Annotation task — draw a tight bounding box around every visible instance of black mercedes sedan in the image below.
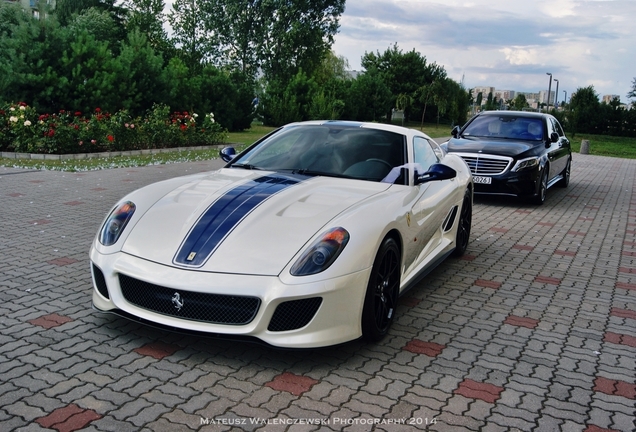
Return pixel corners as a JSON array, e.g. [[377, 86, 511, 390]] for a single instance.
[[443, 111, 571, 204]]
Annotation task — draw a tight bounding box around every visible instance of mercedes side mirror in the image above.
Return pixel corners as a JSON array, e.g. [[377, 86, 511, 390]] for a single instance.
[[451, 125, 461, 138]]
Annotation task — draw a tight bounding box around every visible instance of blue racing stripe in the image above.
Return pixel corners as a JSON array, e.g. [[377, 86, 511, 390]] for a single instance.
[[174, 174, 302, 266]]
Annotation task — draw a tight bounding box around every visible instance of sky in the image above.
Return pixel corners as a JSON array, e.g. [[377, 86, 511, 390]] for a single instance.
[[331, 0, 636, 103]]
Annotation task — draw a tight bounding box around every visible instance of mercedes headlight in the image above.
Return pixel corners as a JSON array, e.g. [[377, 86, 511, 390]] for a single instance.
[[511, 157, 539, 172]]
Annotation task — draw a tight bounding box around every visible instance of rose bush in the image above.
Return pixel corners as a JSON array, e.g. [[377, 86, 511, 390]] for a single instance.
[[0, 102, 227, 154]]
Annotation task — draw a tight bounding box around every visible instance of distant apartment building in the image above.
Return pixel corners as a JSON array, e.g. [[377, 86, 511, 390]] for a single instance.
[[539, 90, 555, 105], [5, 0, 55, 18], [472, 86, 495, 99], [495, 90, 515, 102], [602, 94, 620, 104]]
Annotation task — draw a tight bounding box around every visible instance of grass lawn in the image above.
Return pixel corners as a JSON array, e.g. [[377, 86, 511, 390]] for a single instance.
[[569, 133, 636, 159], [1, 122, 635, 172]]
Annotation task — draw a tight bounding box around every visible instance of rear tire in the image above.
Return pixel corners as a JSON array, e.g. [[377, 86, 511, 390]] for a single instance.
[[452, 188, 472, 257], [361, 237, 400, 342], [557, 158, 571, 188]]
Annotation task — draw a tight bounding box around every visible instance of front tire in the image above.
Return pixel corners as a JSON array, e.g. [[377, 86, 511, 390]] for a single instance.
[[532, 167, 548, 205], [452, 188, 472, 257], [361, 237, 400, 342]]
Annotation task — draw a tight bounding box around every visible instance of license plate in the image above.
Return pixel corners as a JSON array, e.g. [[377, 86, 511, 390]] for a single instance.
[[473, 176, 492, 184]]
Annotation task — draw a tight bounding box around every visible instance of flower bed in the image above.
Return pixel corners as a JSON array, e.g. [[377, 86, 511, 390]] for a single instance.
[[0, 102, 227, 154]]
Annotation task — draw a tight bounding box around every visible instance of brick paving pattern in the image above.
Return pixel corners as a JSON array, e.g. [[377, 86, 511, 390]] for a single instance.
[[1, 153, 635, 431]]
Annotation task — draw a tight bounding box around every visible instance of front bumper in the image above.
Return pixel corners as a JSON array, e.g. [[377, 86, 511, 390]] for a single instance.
[[473, 168, 541, 198], [90, 248, 371, 348]]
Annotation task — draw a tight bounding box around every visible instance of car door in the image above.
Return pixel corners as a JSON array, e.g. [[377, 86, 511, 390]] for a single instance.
[[403, 137, 457, 277], [546, 117, 569, 180]]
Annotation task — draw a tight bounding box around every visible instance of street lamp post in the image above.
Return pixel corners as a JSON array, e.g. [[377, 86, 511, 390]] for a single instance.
[[563, 90, 568, 106], [546, 73, 552, 112], [553, 79, 559, 109]]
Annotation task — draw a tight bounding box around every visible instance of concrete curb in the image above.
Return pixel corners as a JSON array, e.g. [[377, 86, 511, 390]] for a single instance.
[[0, 144, 229, 161]]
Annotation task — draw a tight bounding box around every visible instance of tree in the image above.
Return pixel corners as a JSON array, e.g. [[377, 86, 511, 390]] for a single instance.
[[198, 0, 344, 82], [308, 51, 350, 120], [256, 0, 345, 83], [343, 68, 392, 122], [124, 0, 171, 55], [362, 44, 445, 121], [512, 94, 529, 111], [168, 0, 216, 71], [628, 77, 636, 107], [569, 85, 601, 135]]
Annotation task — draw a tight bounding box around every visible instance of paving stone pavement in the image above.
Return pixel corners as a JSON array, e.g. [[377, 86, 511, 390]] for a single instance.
[[0, 153, 635, 432]]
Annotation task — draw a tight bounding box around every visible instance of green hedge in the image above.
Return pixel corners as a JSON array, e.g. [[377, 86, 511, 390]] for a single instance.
[[0, 102, 227, 154]]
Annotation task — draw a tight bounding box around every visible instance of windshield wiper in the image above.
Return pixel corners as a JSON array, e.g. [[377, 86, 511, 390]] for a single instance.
[[231, 163, 262, 170], [292, 169, 349, 179]]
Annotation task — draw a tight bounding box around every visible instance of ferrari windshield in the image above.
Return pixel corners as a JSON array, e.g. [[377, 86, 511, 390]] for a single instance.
[[462, 116, 544, 141], [230, 124, 407, 183]]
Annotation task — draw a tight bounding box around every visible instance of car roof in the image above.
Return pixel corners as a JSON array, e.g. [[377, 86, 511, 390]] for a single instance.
[[476, 110, 550, 120], [284, 120, 432, 139]]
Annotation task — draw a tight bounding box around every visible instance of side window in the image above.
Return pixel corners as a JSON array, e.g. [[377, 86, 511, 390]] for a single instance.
[[551, 118, 564, 137], [413, 136, 440, 173]]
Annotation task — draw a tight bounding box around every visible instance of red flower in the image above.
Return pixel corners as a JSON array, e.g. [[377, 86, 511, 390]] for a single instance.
[[74, 111, 82, 116], [107, 135, 114, 142], [180, 124, 187, 131], [46, 129, 55, 137], [95, 107, 101, 113]]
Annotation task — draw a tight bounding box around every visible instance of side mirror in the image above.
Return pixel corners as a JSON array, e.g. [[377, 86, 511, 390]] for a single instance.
[[451, 125, 461, 138], [415, 164, 457, 185], [220, 146, 236, 163], [550, 132, 559, 143]]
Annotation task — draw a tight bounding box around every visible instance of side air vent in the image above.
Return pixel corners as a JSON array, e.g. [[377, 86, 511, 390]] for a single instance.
[[92, 264, 109, 299], [442, 206, 459, 232], [268, 298, 323, 332]]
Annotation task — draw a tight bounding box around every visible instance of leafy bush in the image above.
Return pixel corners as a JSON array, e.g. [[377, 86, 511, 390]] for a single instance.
[[0, 102, 226, 154]]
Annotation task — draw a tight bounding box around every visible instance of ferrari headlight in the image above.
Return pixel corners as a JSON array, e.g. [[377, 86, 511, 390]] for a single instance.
[[99, 201, 136, 246], [511, 157, 539, 172], [291, 227, 349, 276]]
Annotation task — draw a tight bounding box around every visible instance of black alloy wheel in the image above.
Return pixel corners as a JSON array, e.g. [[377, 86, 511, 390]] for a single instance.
[[361, 237, 400, 342], [532, 167, 548, 205], [452, 188, 472, 257]]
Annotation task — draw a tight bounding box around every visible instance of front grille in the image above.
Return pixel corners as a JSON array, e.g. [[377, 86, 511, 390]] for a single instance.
[[458, 154, 512, 175], [92, 264, 109, 299], [268, 298, 322, 332], [119, 274, 260, 325]]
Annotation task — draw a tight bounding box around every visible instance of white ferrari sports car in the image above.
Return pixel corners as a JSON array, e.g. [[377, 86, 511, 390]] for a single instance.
[[90, 121, 473, 348]]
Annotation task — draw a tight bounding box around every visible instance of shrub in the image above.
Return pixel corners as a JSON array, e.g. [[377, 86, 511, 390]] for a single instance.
[[0, 102, 226, 154]]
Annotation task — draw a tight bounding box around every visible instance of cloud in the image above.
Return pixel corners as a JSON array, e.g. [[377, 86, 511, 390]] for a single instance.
[[333, 0, 636, 98]]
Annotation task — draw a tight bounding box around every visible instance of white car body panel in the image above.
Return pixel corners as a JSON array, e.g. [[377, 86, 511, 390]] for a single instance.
[[90, 121, 473, 348]]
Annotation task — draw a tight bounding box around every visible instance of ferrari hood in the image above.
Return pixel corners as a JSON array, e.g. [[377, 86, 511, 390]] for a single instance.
[[121, 169, 389, 275], [447, 136, 539, 158]]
